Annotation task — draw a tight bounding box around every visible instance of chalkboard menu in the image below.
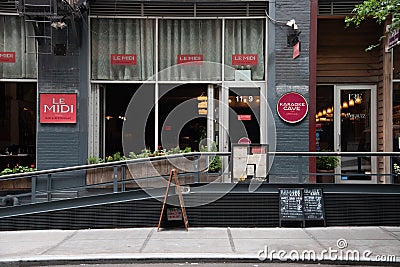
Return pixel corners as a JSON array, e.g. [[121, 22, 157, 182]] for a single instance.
[[303, 188, 325, 221], [279, 188, 326, 227], [279, 188, 304, 221]]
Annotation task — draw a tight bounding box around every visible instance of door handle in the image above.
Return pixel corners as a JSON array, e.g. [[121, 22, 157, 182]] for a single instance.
[[337, 132, 341, 151]]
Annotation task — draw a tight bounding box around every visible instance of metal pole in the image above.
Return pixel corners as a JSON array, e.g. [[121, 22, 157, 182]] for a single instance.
[[113, 166, 118, 193], [122, 164, 126, 192], [31, 175, 37, 203], [194, 155, 199, 183]]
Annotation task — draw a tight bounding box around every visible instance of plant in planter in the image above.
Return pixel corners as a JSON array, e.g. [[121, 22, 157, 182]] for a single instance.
[[316, 152, 339, 183], [394, 163, 400, 184], [200, 141, 222, 173], [316, 155, 339, 170], [394, 163, 400, 174], [0, 164, 36, 190]]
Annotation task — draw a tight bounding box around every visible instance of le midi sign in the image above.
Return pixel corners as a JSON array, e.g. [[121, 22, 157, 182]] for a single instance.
[[40, 94, 77, 123]]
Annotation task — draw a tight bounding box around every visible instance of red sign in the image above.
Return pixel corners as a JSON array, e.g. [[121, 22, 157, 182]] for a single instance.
[[232, 54, 258, 65], [293, 42, 300, 59], [0, 52, 16, 63], [277, 92, 308, 123], [177, 54, 203, 64], [238, 115, 252, 121], [238, 137, 251, 144], [252, 147, 266, 154], [40, 94, 77, 123], [111, 54, 137, 65]]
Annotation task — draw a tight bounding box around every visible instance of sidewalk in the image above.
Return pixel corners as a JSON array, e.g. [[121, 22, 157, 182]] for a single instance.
[[0, 226, 399, 265]]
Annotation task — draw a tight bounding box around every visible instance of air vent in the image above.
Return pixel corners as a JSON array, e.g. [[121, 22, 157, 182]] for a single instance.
[[89, 1, 269, 17], [144, 2, 194, 17], [0, 0, 18, 13], [89, 1, 142, 16], [318, 0, 363, 15]]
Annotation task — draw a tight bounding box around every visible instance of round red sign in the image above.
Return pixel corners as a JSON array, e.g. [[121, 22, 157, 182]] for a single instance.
[[277, 92, 308, 123]]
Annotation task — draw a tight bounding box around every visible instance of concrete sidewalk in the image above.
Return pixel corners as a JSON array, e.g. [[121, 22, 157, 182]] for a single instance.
[[0, 226, 399, 265]]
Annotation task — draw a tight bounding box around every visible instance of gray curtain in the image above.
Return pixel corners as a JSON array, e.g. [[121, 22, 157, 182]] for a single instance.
[[0, 16, 37, 79], [91, 19, 154, 81], [224, 19, 265, 81], [158, 19, 222, 81]]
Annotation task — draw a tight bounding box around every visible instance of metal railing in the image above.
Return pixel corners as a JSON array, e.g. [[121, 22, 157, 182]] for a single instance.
[[1, 151, 400, 208], [0, 152, 230, 207]]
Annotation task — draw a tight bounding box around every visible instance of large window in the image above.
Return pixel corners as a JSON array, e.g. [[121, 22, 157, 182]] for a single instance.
[[91, 19, 155, 81], [0, 83, 36, 169], [91, 17, 267, 157], [0, 16, 37, 79], [224, 19, 265, 81], [91, 18, 266, 82], [158, 19, 222, 81]]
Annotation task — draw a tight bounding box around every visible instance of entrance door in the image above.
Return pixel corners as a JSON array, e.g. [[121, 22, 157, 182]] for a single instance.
[[218, 82, 267, 151], [334, 85, 377, 183]]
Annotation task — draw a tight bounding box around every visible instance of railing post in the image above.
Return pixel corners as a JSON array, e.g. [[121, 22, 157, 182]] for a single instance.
[[194, 155, 199, 183], [113, 166, 118, 193], [121, 164, 126, 192], [47, 174, 52, 201], [31, 175, 37, 203]]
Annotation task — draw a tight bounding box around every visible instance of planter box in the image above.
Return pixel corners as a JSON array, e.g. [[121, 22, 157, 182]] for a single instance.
[[86, 156, 209, 189], [0, 177, 31, 190], [316, 170, 335, 183]]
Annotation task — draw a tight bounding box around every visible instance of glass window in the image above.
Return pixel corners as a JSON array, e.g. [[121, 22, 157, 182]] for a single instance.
[[393, 83, 400, 152], [91, 19, 155, 81], [158, 19, 222, 81], [0, 82, 36, 170], [224, 19, 265, 81], [0, 16, 36, 79], [393, 82, 400, 182], [394, 45, 400, 80], [316, 85, 334, 152]]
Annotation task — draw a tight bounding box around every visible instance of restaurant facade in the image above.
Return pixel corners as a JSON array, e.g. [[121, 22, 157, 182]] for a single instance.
[[0, 0, 399, 186]]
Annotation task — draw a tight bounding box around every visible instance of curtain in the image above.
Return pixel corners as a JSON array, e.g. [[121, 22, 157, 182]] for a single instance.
[[91, 18, 154, 81], [224, 19, 265, 81], [158, 19, 222, 81], [0, 16, 37, 79]]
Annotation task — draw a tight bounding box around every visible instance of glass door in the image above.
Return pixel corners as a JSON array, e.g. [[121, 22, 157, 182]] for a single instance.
[[334, 85, 377, 183]]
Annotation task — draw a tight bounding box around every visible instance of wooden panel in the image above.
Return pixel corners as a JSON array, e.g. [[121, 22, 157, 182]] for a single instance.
[[317, 18, 383, 84]]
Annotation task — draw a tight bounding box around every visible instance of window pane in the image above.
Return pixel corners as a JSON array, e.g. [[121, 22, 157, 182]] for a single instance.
[[224, 19, 265, 81], [158, 19, 222, 81], [394, 45, 400, 80], [393, 83, 400, 151], [91, 19, 155, 81], [0, 16, 36, 79]]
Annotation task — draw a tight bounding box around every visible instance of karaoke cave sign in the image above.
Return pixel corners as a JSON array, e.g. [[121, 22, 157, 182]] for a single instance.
[[277, 92, 308, 123], [40, 94, 77, 123]]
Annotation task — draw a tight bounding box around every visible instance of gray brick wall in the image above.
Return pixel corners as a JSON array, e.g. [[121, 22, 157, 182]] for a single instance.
[[268, 0, 310, 182], [36, 19, 88, 188]]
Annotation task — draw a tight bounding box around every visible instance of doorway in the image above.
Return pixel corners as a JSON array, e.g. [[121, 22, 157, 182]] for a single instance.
[[334, 85, 377, 183]]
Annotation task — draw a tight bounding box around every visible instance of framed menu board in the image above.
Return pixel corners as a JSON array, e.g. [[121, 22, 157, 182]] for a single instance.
[[279, 188, 326, 227]]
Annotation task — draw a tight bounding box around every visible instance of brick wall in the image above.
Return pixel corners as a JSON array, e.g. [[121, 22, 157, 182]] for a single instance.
[[268, 0, 310, 182], [36, 19, 88, 188]]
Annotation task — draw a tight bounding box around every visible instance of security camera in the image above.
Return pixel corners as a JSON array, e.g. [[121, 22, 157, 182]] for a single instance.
[[286, 19, 298, 30]]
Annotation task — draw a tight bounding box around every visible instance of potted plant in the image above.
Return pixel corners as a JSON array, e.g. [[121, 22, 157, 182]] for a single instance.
[[393, 163, 400, 184], [316, 152, 339, 183]]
